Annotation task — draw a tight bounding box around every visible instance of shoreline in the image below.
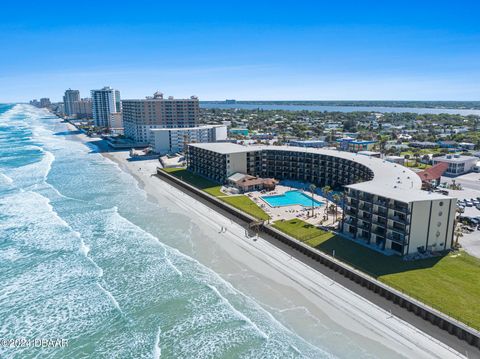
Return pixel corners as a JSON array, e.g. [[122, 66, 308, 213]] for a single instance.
[[64, 122, 467, 358]]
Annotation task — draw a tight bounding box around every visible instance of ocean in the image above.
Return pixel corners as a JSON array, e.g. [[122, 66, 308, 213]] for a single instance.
[[0, 104, 457, 359], [0, 104, 340, 358]]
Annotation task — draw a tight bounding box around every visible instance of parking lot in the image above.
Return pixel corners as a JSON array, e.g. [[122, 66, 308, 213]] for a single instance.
[[443, 183, 480, 258]]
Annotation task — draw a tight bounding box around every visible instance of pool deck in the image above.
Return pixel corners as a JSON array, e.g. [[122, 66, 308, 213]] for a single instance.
[[246, 185, 340, 226]]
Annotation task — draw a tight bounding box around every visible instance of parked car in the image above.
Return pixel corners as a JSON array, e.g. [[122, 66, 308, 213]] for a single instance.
[[459, 216, 476, 226], [471, 218, 480, 225], [466, 201, 474, 207]]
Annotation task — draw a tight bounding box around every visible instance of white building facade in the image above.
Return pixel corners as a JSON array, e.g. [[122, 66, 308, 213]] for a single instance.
[[150, 125, 227, 154], [432, 154, 478, 176], [122, 92, 200, 145], [187, 143, 456, 257], [91, 87, 121, 128]]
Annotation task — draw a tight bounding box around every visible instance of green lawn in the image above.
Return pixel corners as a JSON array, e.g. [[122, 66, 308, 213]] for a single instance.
[[221, 195, 270, 221], [273, 218, 480, 330], [161, 168, 224, 197], [403, 161, 431, 170], [401, 148, 443, 156], [162, 167, 269, 219]]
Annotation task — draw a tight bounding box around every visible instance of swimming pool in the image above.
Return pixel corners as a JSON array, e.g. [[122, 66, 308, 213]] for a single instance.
[[261, 190, 324, 207]]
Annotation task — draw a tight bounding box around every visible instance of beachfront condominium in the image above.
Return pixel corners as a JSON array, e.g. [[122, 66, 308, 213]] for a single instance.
[[63, 89, 80, 116], [150, 125, 227, 154], [72, 98, 93, 119], [39, 98, 51, 108], [122, 92, 200, 145], [91, 86, 121, 128], [186, 142, 456, 257]]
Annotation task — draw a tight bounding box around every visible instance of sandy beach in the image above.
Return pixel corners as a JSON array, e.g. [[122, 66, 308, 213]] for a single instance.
[[67, 124, 465, 358]]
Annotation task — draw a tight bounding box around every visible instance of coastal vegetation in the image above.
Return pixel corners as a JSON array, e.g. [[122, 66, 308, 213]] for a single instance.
[[201, 107, 480, 150], [273, 218, 480, 331], [161, 167, 224, 197], [161, 167, 269, 220], [220, 196, 269, 221]]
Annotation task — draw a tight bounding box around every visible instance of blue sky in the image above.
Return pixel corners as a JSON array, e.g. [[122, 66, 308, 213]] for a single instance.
[[1, 1, 479, 102]]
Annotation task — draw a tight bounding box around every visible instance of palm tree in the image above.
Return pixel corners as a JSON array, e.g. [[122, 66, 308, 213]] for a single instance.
[[454, 225, 463, 248], [309, 184, 317, 217], [322, 185, 332, 220], [332, 193, 341, 222]]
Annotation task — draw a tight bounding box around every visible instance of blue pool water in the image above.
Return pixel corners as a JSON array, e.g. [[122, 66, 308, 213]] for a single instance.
[[262, 190, 324, 207]]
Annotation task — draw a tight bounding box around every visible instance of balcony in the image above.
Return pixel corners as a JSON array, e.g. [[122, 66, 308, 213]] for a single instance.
[[373, 227, 386, 236], [374, 209, 388, 217], [391, 215, 408, 224], [388, 223, 407, 234], [359, 222, 371, 230], [375, 200, 389, 208], [393, 206, 409, 214], [387, 234, 406, 244], [359, 204, 372, 212]]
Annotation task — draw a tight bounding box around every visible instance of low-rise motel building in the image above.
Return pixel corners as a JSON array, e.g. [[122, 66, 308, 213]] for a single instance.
[[187, 142, 456, 257]]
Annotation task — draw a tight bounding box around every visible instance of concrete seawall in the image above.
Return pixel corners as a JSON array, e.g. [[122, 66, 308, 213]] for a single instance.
[[157, 168, 480, 351]]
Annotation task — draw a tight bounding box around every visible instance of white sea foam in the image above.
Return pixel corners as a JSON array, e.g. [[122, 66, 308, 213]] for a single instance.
[[0, 172, 13, 184], [153, 326, 162, 359], [106, 205, 332, 356], [164, 248, 183, 277], [96, 282, 123, 316], [207, 284, 269, 340]]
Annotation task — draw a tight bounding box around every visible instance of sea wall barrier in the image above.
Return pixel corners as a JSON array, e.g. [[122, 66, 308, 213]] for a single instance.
[[156, 168, 480, 350]]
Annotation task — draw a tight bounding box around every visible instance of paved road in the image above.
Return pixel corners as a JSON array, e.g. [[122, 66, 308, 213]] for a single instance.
[[442, 173, 480, 192]]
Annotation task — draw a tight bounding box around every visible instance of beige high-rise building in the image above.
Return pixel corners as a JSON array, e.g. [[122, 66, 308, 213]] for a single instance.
[[72, 98, 93, 119], [122, 92, 199, 145]]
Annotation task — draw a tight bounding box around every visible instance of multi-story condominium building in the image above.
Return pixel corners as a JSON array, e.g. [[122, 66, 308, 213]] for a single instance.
[[123, 92, 199, 145], [91, 86, 121, 128], [72, 98, 93, 119], [432, 154, 478, 176], [39, 98, 51, 108], [109, 112, 123, 131], [150, 125, 227, 154], [63, 89, 80, 116], [187, 143, 456, 257]]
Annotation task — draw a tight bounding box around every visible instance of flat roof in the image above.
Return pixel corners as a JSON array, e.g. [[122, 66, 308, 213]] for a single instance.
[[188, 143, 453, 202], [189, 142, 257, 154], [434, 155, 478, 163]]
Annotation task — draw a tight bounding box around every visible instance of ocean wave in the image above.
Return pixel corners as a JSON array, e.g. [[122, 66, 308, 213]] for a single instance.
[[96, 282, 123, 316], [0, 105, 350, 358], [102, 206, 331, 357], [0, 172, 13, 185], [153, 326, 162, 359], [207, 283, 269, 340]]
